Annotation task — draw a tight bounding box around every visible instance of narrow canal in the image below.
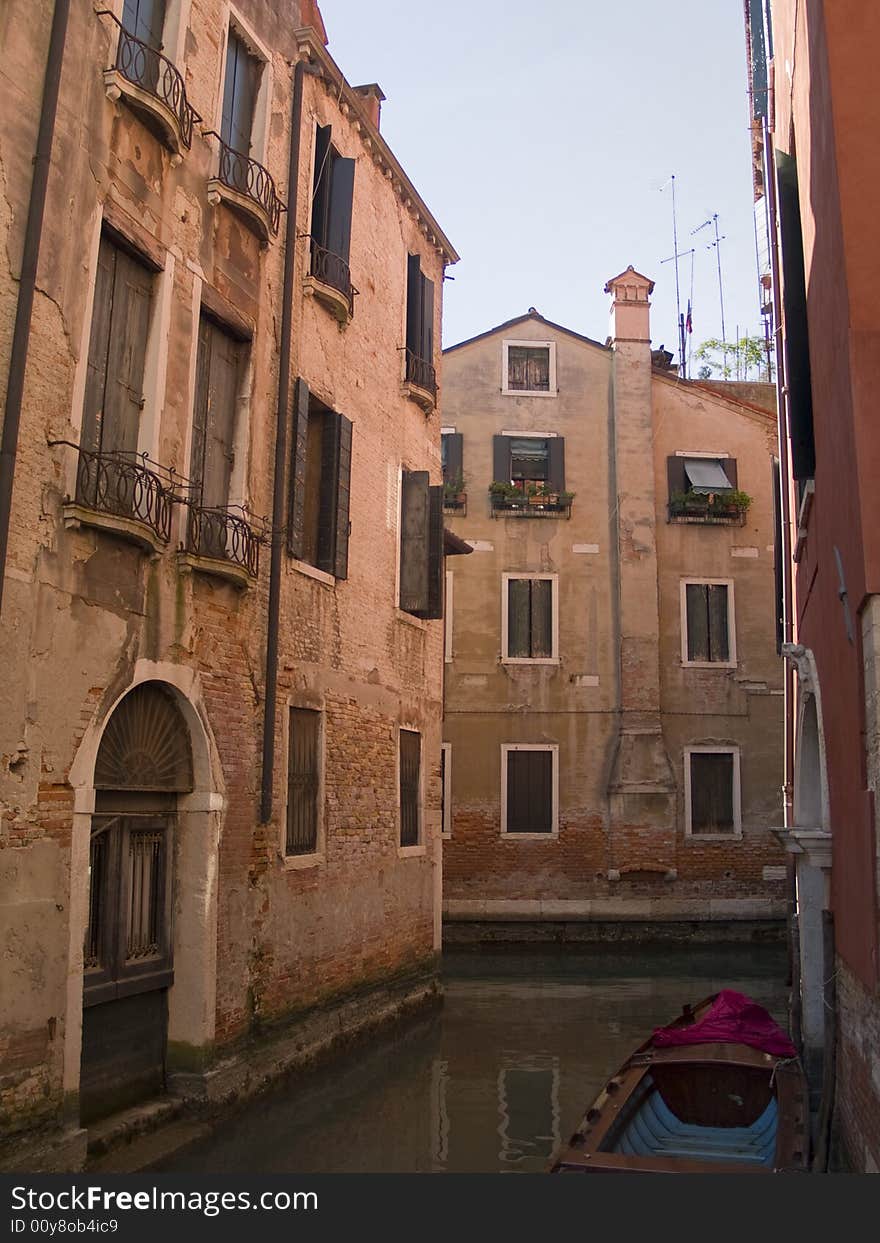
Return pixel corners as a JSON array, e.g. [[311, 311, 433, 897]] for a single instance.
[[153, 944, 788, 1174]]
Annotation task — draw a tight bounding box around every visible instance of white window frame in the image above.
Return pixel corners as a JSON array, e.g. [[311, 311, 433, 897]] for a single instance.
[[444, 570, 453, 662], [500, 744, 559, 839], [680, 578, 737, 668], [501, 339, 557, 397], [441, 742, 452, 839], [281, 702, 325, 869], [398, 726, 425, 857], [501, 573, 560, 664], [684, 745, 742, 839]]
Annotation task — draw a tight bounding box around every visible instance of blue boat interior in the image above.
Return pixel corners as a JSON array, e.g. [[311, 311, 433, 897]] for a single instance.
[[608, 1075, 778, 1166]]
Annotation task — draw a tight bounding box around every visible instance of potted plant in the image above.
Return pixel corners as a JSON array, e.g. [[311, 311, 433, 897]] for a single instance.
[[489, 480, 522, 506], [443, 473, 466, 506]]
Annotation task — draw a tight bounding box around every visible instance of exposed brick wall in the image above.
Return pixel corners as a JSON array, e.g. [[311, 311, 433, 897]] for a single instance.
[[835, 960, 880, 1172]]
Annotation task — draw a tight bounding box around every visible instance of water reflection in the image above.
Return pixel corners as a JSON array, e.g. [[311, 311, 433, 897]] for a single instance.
[[154, 945, 788, 1175]]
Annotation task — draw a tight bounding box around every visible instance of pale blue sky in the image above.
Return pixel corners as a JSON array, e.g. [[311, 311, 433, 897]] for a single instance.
[[320, 0, 760, 363]]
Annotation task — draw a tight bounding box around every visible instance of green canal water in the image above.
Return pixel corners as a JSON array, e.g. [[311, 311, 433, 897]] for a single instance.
[[153, 944, 789, 1174]]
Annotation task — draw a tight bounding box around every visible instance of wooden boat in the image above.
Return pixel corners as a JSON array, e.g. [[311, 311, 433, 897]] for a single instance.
[[550, 992, 809, 1174]]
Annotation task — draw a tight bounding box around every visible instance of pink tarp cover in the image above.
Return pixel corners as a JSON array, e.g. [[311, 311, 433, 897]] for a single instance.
[[651, 990, 797, 1057]]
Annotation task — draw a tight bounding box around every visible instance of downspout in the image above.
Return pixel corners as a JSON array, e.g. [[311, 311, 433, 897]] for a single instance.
[[0, 0, 71, 618], [260, 55, 315, 824]]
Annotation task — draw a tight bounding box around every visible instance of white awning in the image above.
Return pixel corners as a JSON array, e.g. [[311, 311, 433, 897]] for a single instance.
[[684, 459, 733, 493]]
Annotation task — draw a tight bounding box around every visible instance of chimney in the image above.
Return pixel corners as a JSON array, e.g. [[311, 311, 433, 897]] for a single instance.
[[300, 0, 328, 44], [604, 264, 654, 348], [352, 83, 386, 131]]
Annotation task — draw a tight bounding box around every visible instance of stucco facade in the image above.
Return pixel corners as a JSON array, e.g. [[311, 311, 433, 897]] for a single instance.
[[441, 277, 786, 933], [0, 0, 456, 1167], [745, 0, 880, 1172]]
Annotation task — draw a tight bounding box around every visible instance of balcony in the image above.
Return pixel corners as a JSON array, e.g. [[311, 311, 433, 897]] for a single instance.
[[62, 445, 174, 553], [98, 11, 201, 162], [303, 238, 356, 324], [489, 485, 573, 519], [443, 491, 467, 518], [179, 503, 261, 587], [667, 492, 750, 526], [207, 137, 285, 243], [402, 349, 437, 412]]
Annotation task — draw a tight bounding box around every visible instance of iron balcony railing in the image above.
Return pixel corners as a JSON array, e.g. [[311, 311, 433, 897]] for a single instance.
[[667, 496, 747, 525], [405, 349, 437, 397], [308, 238, 355, 316], [185, 504, 260, 578], [489, 492, 572, 519], [97, 11, 201, 148], [74, 445, 174, 543], [211, 136, 285, 236]]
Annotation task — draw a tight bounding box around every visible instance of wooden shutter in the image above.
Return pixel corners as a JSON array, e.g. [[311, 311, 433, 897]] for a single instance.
[[399, 470, 429, 614], [493, 435, 511, 483], [286, 708, 319, 855], [334, 415, 353, 580], [81, 236, 117, 455], [201, 319, 240, 509], [528, 348, 549, 390], [425, 485, 444, 620], [406, 253, 421, 357], [189, 316, 212, 497], [123, 0, 166, 47], [507, 347, 528, 389], [222, 30, 258, 154], [548, 437, 565, 493], [686, 583, 710, 661], [443, 433, 463, 485], [707, 584, 730, 662], [507, 579, 530, 658], [724, 459, 738, 489], [327, 156, 355, 265], [102, 245, 152, 458], [530, 579, 553, 658], [773, 462, 784, 653], [311, 124, 332, 245], [775, 151, 815, 481], [420, 272, 434, 365], [667, 455, 687, 499], [315, 411, 353, 579], [287, 377, 310, 558], [507, 751, 552, 834], [690, 752, 734, 833], [399, 730, 420, 846]]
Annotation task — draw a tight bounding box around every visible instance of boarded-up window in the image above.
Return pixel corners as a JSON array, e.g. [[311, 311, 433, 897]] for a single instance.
[[399, 470, 443, 619], [507, 346, 550, 391], [400, 729, 421, 847], [286, 708, 320, 855], [685, 583, 730, 662], [287, 379, 352, 579], [221, 28, 259, 155], [81, 233, 153, 461], [507, 578, 553, 659], [505, 750, 553, 835], [689, 751, 736, 834]]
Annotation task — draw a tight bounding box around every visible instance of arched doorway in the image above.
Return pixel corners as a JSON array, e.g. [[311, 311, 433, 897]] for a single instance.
[[79, 682, 193, 1123]]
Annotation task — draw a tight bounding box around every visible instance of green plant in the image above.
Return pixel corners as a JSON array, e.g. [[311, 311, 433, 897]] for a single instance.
[[720, 489, 752, 512], [443, 473, 465, 499], [488, 480, 521, 500], [694, 335, 775, 382], [558, 490, 575, 503]]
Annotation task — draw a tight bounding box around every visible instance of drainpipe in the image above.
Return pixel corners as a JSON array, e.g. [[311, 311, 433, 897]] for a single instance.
[[0, 0, 71, 618], [260, 56, 317, 824]]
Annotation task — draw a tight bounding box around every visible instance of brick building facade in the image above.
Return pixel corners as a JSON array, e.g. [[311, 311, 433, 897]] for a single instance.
[[440, 275, 787, 937], [0, 0, 457, 1168]]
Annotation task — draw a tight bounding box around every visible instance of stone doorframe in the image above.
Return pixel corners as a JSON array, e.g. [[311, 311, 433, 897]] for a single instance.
[[65, 661, 225, 1116]]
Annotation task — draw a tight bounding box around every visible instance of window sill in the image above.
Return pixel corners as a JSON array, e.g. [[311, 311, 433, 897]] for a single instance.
[[502, 657, 560, 666], [289, 558, 336, 588], [402, 380, 436, 413], [398, 842, 426, 858], [501, 830, 559, 841], [681, 661, 737, 670], [303, 274, 352, 326], [104, 69, 188, 165], [177, 550, 255, 590], [280, 851, 325, 871], [501, 388, 557, 398], [684, 831, 743, 842], [396, 609, 429, 631], [62, 502, 164, 555]]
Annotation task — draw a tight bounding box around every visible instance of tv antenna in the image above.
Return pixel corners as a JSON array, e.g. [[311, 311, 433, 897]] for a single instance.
[[692, 213, 727, 345]]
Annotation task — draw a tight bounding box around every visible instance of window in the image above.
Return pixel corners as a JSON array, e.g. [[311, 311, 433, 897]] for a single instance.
[[501, 745, 558, 836], [310, 124, 356, 309], [681, 580, 736, 666], [81, 233, 154, 464], [286, 708, 321, 856], [502, 574, 558, 662], [188, 312, 244, 555], [502, 340, 556, 396], [441, 431, 462, 488], [685, 747, 741, 837], [399, 470, 444, 618], [666, 454, 742, 521], [288, 377, 352, 578], [493, 434, 564, 494], [775, 150, 815, 481], [440, 742, 452, 838], [400, 729, 421, 847], [221, 27, 260, 156], [405, 254, 436, 397]]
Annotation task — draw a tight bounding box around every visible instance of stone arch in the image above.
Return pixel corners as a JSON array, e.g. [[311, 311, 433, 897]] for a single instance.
[[65, 662, 225, 1116]]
